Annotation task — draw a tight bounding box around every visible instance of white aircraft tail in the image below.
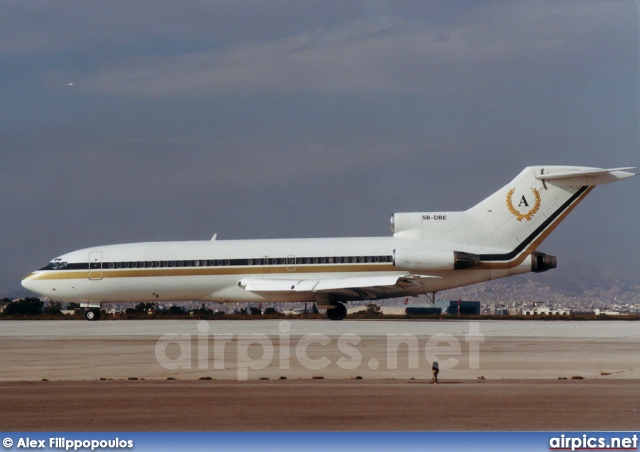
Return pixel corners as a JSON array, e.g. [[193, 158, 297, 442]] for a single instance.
[[392, 166, 636, 263]]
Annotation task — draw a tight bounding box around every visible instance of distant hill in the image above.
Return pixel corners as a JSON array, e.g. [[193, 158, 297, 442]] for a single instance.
[[438, 271, 640, 307], [1, 288, 32, 300]]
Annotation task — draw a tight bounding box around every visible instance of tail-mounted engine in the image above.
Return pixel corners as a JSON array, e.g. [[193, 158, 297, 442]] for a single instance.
[[394, 249, 480, 272], [531, 252, 557, 273]]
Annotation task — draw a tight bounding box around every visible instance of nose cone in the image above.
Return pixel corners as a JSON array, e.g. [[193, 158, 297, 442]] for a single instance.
[[20, 273, 35, 292], [21, 272, 44, 296]]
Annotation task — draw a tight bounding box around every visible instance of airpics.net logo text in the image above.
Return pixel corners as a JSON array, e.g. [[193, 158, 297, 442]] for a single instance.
[[154, 321, 484, 380], [549, 434, 638, 451]]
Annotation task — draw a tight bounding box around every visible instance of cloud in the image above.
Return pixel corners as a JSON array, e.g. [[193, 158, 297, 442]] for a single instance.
[[0, 1, 358, 55], [30, 1, 635, 100]]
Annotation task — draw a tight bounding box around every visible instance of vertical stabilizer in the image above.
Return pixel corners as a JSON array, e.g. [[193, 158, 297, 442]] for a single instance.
[[393, 166, 636, 264], [460, 166, 635, 261]]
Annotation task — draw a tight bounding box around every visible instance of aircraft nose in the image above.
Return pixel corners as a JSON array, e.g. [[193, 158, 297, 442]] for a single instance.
[[21, 273, 39, 294]]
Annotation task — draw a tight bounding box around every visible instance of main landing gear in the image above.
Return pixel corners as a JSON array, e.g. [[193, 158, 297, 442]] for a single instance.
[[80, 302, 102, 321], [84, 308, 101, 321], [326, 302, 347, 321]]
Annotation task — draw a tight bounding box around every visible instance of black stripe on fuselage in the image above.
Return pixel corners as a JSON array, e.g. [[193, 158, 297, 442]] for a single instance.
[[39, 255, 394, 272], [478, 186, 589, 262]]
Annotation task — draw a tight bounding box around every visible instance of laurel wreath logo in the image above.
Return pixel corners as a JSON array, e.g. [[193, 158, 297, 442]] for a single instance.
[[506, 187, 541, 221]]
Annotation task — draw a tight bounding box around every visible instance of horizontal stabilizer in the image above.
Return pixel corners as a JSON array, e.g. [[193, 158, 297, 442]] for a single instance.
[[535, 167, 637, 186]]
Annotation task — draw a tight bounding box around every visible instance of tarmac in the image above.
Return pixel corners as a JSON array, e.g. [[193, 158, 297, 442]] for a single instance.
[[1, 320, 639, 430]]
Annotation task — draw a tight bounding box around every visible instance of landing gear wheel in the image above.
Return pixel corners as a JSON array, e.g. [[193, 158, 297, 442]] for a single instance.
[[326, 302, 347, 321], [85, 309, 101, 321]]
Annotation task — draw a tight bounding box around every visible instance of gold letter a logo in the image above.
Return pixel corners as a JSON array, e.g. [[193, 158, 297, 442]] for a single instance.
[[507, 188, 541, 221]]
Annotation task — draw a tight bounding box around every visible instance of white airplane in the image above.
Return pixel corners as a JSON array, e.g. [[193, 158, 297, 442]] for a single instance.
[[22, 165, 636, 320]]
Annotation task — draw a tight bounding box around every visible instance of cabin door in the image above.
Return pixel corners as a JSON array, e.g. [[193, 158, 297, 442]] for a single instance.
[[88, 251, 103, 280]]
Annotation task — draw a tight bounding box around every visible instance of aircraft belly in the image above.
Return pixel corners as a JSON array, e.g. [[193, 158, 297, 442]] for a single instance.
[[98, 275, 228, 302], [25, 273, 223, 303]]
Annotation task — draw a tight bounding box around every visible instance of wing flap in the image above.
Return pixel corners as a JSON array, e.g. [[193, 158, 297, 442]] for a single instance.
[[313, 275, 408, 291]]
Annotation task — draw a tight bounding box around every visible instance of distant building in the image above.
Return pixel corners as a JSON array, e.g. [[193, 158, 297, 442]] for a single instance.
[[405, 305, 442, 316], [522, 307, 571, 315], [571, 310, 597, 316], [436, 300, 481, 315], [522, 306, 550, 315], [593, 309, 620, 316]]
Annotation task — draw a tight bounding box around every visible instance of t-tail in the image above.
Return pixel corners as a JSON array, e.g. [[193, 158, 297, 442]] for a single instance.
[[391, 166, 637, 272]]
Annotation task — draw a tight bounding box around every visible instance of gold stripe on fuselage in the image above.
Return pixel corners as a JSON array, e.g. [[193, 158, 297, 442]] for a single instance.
[[24, 263, 398, 281]]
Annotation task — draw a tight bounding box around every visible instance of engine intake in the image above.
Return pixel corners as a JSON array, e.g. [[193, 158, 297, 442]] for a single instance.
[[454, 251, 481, 270]]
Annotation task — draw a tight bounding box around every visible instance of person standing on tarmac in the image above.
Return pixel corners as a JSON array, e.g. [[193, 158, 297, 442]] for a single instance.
[[432, 362, 439, 384]]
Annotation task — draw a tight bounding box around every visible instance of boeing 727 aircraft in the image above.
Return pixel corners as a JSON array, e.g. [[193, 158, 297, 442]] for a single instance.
[[22, 165, 636, 320]]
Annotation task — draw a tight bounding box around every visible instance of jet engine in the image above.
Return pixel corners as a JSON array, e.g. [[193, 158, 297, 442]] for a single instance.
[[531, 252, 557, 273], [393, 249, 480, 272]]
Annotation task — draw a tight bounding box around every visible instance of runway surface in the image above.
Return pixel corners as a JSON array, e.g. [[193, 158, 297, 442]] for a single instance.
[[1, 320, 639, 431], [1, 320, 638, 381]]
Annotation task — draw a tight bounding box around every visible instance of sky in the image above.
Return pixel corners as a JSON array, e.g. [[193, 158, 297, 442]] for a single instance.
[[1, 0, 638, 296]]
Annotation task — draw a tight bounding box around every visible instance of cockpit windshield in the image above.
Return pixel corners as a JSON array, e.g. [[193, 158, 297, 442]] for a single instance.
[[44, 261, 68, 270]]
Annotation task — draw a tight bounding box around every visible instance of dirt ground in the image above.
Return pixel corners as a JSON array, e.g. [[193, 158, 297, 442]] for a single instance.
[[1, 379, 638, 431]]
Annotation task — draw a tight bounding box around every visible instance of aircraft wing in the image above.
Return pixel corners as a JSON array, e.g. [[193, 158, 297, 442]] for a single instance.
[[238, 274, 439, 299]]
